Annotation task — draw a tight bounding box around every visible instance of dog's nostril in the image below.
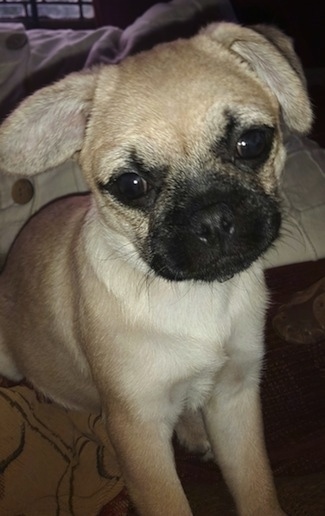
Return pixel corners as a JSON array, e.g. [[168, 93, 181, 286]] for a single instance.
[[194, 203, 235, 245]]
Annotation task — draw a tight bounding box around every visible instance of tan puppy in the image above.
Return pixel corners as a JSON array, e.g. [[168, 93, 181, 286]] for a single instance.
[[0, 23, 312, 515]]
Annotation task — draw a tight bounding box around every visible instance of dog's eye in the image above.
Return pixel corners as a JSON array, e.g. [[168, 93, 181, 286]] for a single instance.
[[236, 129, 271, 160], [115, 173, 148, 200], [99, 171, 154, 210]]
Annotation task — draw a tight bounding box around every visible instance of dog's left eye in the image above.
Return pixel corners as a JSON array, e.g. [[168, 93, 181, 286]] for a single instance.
[[236, 129, 271, 160]]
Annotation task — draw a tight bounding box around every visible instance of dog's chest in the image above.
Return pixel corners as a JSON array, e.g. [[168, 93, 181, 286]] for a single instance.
[[114, 323, 228, 419], [109, 280, 242, 416], [87, 240, 264, 416]]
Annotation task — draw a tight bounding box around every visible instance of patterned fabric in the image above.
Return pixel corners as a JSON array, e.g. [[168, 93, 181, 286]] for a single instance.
[[0, 382, 127, 516]]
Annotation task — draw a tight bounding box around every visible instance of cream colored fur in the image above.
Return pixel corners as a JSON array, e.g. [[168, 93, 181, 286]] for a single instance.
[[0, 23, 312, 515]]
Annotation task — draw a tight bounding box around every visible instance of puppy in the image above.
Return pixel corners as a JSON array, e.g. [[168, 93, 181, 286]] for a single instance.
[[0, 23, 312, 515]]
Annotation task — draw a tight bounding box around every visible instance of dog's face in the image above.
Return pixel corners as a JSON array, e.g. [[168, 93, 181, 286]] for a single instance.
[[83, 44, 282, 283], [0, 23, 312, 282]]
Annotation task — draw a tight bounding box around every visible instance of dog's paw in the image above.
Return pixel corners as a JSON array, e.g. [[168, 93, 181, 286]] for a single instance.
[[175, 410, 214, 460], [201, 447, 214, 462]]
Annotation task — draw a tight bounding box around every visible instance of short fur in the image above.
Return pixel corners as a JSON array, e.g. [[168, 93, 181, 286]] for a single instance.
[[0, 23, 311, 515]]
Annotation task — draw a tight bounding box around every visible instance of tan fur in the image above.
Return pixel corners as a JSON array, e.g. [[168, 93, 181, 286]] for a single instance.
[[0, 23, 312, 515]]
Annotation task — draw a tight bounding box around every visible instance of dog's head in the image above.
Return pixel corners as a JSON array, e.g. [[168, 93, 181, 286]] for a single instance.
[[0, 23, 312, 282]]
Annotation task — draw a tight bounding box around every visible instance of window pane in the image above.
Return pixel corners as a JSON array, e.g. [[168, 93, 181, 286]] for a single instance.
[[0, 1, 94, 20], [0, 5, 25, 17], [37, 4, 79, 18]]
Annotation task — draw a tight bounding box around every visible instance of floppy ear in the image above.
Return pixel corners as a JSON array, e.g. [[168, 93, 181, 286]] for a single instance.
[[0, 69, 98, 176], [203, 23, 313, 134]]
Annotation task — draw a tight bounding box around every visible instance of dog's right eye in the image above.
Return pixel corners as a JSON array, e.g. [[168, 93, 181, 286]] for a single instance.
[[100, 172, 151, 208], [114, 173, 148, 200]]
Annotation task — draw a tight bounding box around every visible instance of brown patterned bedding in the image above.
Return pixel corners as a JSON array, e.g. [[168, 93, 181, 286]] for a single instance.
[[0, 382, 127, 515]]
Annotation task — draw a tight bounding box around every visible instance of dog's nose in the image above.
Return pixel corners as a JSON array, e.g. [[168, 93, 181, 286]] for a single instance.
[[192, 203, 235, 246]]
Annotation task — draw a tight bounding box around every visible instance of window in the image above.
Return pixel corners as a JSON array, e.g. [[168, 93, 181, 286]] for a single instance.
[[0, 0, 96, 28]]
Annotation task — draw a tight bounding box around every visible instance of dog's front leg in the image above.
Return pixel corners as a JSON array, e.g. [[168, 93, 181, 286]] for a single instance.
[[104, 406, 192, 516], [203, 355, 285, 515]]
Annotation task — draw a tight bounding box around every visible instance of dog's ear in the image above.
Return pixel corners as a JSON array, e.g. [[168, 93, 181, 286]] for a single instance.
[[203, 23, 313, 133], [0, 69, 98, 176]]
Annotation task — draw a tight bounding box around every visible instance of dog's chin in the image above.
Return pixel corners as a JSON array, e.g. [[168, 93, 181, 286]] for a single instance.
[[149, 252, 261, 283], [154, 266, 235, 283]]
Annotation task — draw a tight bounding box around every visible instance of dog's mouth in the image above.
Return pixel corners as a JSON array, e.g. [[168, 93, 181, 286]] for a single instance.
[[146, 183, 281, 283]]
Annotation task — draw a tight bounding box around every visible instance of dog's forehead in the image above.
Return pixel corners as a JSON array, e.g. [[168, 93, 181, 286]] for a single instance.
[[96, 36, 277, 121], [86, 37, 278, 174]]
